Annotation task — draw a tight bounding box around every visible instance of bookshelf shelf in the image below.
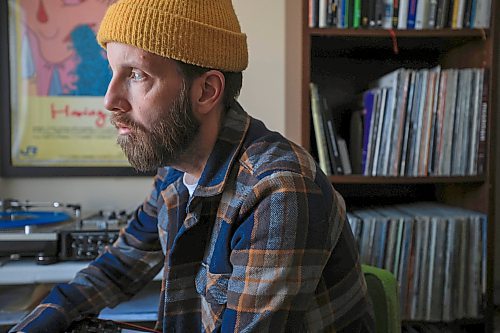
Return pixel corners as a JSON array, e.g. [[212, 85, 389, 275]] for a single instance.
[[308, 28, 489, 54], [302, 1, 498, 331], [308, 28, 489, 38], [328, 175, 486, 185]]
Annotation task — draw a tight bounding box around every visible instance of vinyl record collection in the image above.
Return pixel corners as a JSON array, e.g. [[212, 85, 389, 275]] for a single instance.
[[348, 202, 487, 322]]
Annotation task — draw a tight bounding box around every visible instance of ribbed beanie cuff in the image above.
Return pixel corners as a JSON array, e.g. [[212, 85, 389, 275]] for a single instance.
[[97, 0, 248, 72]]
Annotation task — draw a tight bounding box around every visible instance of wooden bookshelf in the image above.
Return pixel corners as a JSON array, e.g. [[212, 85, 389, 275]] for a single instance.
[[301, 1, 498, 332]]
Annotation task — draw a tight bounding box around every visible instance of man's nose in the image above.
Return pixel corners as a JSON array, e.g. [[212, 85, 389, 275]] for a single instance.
[[104, 78, 131, 113]]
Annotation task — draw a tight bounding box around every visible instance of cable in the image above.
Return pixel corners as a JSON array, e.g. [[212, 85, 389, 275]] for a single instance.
[[114, 320, 162, 333]]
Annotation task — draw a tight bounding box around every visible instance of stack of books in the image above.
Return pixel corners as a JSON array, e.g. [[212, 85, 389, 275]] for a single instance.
[[310, 82, 353, 175], [308, 0, 492, 29]]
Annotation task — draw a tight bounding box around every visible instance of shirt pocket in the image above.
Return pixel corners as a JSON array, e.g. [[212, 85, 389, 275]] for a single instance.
[[195, 263, 230, 305]]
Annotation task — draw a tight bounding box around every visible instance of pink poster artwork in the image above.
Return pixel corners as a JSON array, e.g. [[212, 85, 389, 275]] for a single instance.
[[17, 0, 114, 96]]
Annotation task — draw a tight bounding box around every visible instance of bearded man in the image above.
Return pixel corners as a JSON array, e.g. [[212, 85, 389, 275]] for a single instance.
[[11, 0, 374, 332]]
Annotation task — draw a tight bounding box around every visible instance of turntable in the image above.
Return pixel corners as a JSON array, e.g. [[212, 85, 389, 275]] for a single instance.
[[0, 199, 129, 264]]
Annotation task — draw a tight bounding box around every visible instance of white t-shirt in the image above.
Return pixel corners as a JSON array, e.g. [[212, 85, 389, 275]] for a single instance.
[[183, 173, 199, 197]]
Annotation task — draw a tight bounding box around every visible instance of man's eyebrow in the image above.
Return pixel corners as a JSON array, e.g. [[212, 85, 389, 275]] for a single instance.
[[119, 54, 156, 69], [114, 59, 147, 70]]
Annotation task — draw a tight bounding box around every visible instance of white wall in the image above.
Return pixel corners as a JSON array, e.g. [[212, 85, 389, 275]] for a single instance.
[[233, 0, 285, 134], [0, 0, 302, 214], [0, 178, 152, 214]]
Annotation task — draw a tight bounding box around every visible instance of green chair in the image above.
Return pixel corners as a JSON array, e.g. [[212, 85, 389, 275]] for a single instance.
[[362, 264, 401, 333]]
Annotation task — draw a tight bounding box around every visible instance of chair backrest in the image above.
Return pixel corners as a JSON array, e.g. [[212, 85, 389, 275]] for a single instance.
[[362, 264, 401, 333]]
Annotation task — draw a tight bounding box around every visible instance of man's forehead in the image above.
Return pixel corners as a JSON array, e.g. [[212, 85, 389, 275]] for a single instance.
[[106, 42, 174, 67]]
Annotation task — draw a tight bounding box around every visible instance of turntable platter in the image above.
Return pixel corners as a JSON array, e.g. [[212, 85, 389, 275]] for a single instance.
[[0, 211, 71, 229]]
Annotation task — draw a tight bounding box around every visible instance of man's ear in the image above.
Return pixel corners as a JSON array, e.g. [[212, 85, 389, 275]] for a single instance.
[[191, 70, 225, 115]]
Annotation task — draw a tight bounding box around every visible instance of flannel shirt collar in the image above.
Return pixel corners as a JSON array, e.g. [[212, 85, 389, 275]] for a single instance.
[[193, 101, 250, 198]]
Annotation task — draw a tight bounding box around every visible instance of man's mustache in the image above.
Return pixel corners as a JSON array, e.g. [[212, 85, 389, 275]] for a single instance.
[[110, 113, 143, 132]]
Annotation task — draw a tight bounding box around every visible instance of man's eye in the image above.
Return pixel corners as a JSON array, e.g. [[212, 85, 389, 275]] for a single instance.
[[131, 71, 145, 81]]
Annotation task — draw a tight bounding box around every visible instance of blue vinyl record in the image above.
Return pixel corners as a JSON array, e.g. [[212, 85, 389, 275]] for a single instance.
[[0, 211, 71, 229]]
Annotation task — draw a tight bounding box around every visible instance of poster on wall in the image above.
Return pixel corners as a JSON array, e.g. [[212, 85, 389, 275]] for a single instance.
[[1, 0, 140, 176]]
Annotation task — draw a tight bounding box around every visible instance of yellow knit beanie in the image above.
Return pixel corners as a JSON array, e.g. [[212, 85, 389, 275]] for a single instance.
[[97, 0, 248, 72]]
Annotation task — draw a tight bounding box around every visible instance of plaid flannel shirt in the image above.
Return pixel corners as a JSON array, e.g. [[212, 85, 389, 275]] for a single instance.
[[11, 103, 374, 332]]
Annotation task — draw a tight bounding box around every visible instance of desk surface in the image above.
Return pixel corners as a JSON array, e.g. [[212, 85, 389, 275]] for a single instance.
[[0, 282, 160, 325], [0, 261, 161, 325], [0, 259, 162, 285]]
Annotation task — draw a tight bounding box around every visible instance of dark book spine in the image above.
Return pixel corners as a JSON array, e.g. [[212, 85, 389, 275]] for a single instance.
[[348, 0, 356, 27], [361, 0, 370, 27], [327, 0, 339, 26], [344, 0, 354, 28], [326, 120, 345, 174], [321, 98, 345, 175], [463, 0, 473, 28], [369, 0, 378, 27], [477, 70, 488, 175], [374, 0, 384, 27], [393, 0, 400, 27], [435, 0, 450, 29], [446, 0, 455, 28]]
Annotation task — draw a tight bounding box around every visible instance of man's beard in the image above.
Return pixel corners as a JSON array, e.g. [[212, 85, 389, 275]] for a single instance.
[[110, 82, 200, 172]]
